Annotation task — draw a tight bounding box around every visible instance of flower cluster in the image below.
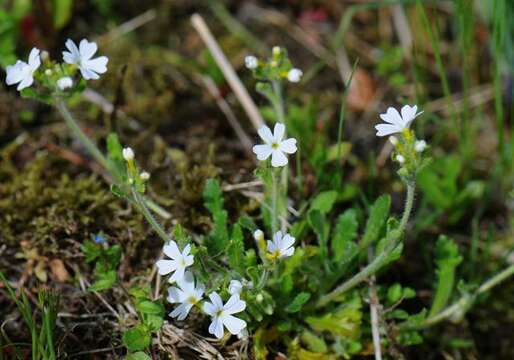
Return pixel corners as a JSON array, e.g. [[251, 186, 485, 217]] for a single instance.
[[5, 38, 108, 93], [375, 105, 429, 179], [245, 46, 302, 83]]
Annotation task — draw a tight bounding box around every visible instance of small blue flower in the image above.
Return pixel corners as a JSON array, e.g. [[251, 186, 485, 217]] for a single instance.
[[94, 234, 106, 244]]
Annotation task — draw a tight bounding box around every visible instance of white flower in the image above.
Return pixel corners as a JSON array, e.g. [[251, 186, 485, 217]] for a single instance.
[[287, 68, 303, 83], [156, 241, 194, 283], [122, 147, 134, 161], [253, 123, 297, 167], [5, 48, 41, 91], [415, 140, 427, 152], [396, 154, 405, 164], [56, 77, 73, 90], [245, 55, 258, 69], [203, 292, 246, 339], [228, 280, 243, 295], [375, 105, 423, 137], [167, 271, 204, 320], [267, 231, 295, 259], [63, 39, 108, 80], [140, 171, 150, 180], [253, 229, 264, 242]]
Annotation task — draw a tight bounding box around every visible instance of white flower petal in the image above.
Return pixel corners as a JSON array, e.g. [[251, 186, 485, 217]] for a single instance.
[[203, 301, 218, 316], [17, 75, 33, 91], [169, 266, 185, 283], [65, 39, 80, 60], [6, 61, 27, 85], [178, 271, 195, 293], [171, 302, 193, 321], [273, 123, 286, 142], [280, 234, 295, 250], [163, 241, 181, 259], [80, 67, 99, 80], [280, 246, 295, 258], [228, 280, 243, 295], [28, 48, 41, 70], [167, 287, 186, 303], [156, 259, 176, 275], [84, 56, 108, 74], [221, 314, 247, 335], [209, 317, 225, 339], [223, 295, 246, 314], [379, 107, 403, 126], [273, 231, 283, 243], [79, 39, 98, 60], [271, 149, 288, 167], [279, 138, 297, 154], [400, 105, 417, 127], [253, 144, 273, 161], [257, 125, 274, 143], [267, 240, 278, 253], [375, 124, 402, 137], [208, 292, 224, 309]]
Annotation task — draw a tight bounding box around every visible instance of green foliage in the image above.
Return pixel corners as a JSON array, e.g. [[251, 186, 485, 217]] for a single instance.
[[203, 178, 229, 253], [429, 236, 463, 316], [331, 209, 359, 264], [81, 235, 122, 291], [0, 272, 59, 359], [285, 292, 311, 313], [53, 0, 73, 29], [360, 195, 391, 249]]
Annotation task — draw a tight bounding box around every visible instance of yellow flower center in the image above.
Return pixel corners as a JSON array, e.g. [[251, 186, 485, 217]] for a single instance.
[[271, 142, 279, 149]]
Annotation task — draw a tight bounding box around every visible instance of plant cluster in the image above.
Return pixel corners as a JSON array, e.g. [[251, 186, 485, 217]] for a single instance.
[[2, 38, 513, 360]]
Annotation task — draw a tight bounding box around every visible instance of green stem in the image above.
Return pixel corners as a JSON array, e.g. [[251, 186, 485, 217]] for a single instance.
[[55, 98, 110, 170], [55, 98, 171, 220], [401, 264, 514, 330], [399, 182, 415, 231], [271, 168, 279, 235], [316, 182, 415, 308], [132, 188, 171, 243]]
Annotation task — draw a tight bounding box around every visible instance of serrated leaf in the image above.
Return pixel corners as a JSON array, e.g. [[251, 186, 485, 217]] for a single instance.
[[89, 270, 116, 291], [306, 295, 362, 338], [228, 224, 245, 273], [123, 324, 151, 351], [81, 240, 101, 263], [203, 179, 229, 253], [136, 300, 164, 316], [332, 209, 358, 263], [308, 209, 330, 260], [301, 330, 328, 353], [145, 314, 164, 332], [429, 235, 462, 316], [360, 195, 391, 248], [105, 245, 122, 268], [285, 292, 311, 313], [310, 191, 338, 214]]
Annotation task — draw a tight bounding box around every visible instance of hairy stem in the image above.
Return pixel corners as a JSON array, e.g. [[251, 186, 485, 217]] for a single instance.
[[271, 168, 279, 235], [401, 264, 514, 330], [317, 182, 415, 308], [368, 248, 383, 360], [132, 188, 171, 243]]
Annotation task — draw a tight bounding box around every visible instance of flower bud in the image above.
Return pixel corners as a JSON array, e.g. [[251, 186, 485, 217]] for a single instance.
[[45, 69, 53, 76], [122, 147, 134, 161], [272, 46, 281, 56], [415, 140, 427, 152], [253, 229, 264, 242], [57, 77, 73, 90], [140, 171, 150, 181], [287, 68, 303, 83], [396, 154, 405, 164], [245, 55, 258, 70]]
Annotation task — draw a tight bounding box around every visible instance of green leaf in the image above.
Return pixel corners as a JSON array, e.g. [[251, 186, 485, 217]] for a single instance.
[[106, 133, 126, 181], [308, 209, 329, 247], [310, 191, 338, 214], [136, 300, 165, 316], [301, 330, 328, 353], [110, 184, 126, 198], [285, 292, 311, 313], [332, 209, 359, 263], [360, 195, 391, 249], [228, 224, 245, 273], [144, 314, 164, 332], [126, 352, 151, 360], [81, 240, 101, 262], [429, 235, 462, 316], [387, 283, 403, 303], [89, 270, 116, 291], [53, 0, 73, 29], [123, 324, 151, 351], [306, 295, 362, 338], [203, 179, 229, 253], [105, 245, 122, 268]]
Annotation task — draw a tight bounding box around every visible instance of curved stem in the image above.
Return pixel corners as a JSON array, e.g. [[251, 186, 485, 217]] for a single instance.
[[55, 98, 110, 170], [316, 182, 415, 308], [132, 188, 171, 243], [401, 264, 514, 330]]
